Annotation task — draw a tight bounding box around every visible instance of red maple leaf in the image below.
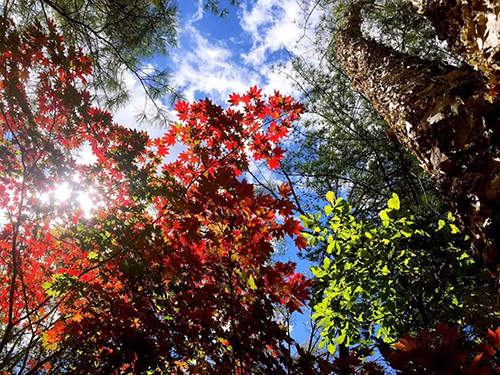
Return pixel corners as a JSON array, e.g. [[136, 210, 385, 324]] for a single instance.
[[228, 92, 241, 106]]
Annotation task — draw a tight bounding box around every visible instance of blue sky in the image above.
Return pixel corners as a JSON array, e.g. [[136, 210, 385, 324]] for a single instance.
[[118, 0, 321, 111], [114, 0, 322, 136], [169, 0, 312, 103]]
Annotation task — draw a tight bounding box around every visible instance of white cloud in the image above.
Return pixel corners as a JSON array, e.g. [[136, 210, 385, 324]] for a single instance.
[[239, 0, 319, 68], [168, 1, 322, 103], [172, 25, 261, 102], [262, 62, 301, 97]]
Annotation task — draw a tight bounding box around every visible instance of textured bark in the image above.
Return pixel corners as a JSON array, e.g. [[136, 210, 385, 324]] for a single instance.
[[410, 0, 500, 95], [336, 2, 500, 275]]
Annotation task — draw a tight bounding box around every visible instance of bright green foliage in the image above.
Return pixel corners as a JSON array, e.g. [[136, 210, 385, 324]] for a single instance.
[[302, 193, 498, 354]]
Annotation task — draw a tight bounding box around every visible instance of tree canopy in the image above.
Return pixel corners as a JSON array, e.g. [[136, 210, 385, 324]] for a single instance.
[[1, 0, 500, 373], [0, 17, 318, 374], [1, 0, 238, 124], [304, 192, 497, 352]]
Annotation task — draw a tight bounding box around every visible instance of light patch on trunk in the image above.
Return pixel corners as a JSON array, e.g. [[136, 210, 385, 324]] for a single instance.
[[484, 13, 500, 52], [429, 146, 448, 174], [427, 112, 445, 125], [405, 121, 413, 134]]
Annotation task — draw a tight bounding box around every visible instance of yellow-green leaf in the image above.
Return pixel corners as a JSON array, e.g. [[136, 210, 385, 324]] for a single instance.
[[326, 191, 335, 204], [88, 251, 98, 260], [327, 342, 336, 354], [380, 210, 390, 222], [388, 193, 400, 210], [248, 275, 257, 290]]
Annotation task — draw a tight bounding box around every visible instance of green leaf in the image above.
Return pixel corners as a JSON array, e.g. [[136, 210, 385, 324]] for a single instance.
[[459, 252, 469, 260], [400, 226, 413, 237], [327, 342, 336, 354], [438, 219, 445, 230], [327, 240, 336, 254], [310, 237, 319, 247], [88, 251, 99, 260], [336, 332, 346, 345], [299, 214, 314, 228], [248, 275, 258, 290], [324, 205, 333, 216], [326, 191, 335, 204], [323, 257, 331, 270], [380, 210, 390, 222], [343, 288, 350, 300], [334, 197, 345, 209], [388, 193, 400, 210], [311, 266, 326, 278]]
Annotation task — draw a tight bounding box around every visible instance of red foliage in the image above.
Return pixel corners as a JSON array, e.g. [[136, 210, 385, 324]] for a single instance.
[[0, 16, 318, 375], [369, 323, 500, 375], [315, 324, 500, 375]]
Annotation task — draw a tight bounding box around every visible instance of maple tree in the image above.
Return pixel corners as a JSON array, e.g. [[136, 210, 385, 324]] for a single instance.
[[0, 16, 321, 374]]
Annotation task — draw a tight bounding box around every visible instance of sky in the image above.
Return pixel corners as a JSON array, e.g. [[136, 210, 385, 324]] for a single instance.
[[172, 0, 318, 102]]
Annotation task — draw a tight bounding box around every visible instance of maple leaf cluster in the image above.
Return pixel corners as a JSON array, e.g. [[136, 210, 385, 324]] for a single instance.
[[0, 16, 321, 374], [65, 89, 314, 373], [377, 323, 500, 374]]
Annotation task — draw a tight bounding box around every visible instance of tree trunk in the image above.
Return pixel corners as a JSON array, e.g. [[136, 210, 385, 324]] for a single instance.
[[409, 0, 500, 95], [336, 2, 500, 275]]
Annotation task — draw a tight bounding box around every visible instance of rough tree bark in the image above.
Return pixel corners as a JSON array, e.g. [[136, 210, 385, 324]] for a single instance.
[[410, 0, 500, 94], [336, 1, 500, 276]]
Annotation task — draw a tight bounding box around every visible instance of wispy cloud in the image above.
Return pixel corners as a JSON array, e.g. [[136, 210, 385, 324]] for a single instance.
[[170, 0, 321, 102], [171, 24, 260, 102], [240, 0, 305, 66]]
